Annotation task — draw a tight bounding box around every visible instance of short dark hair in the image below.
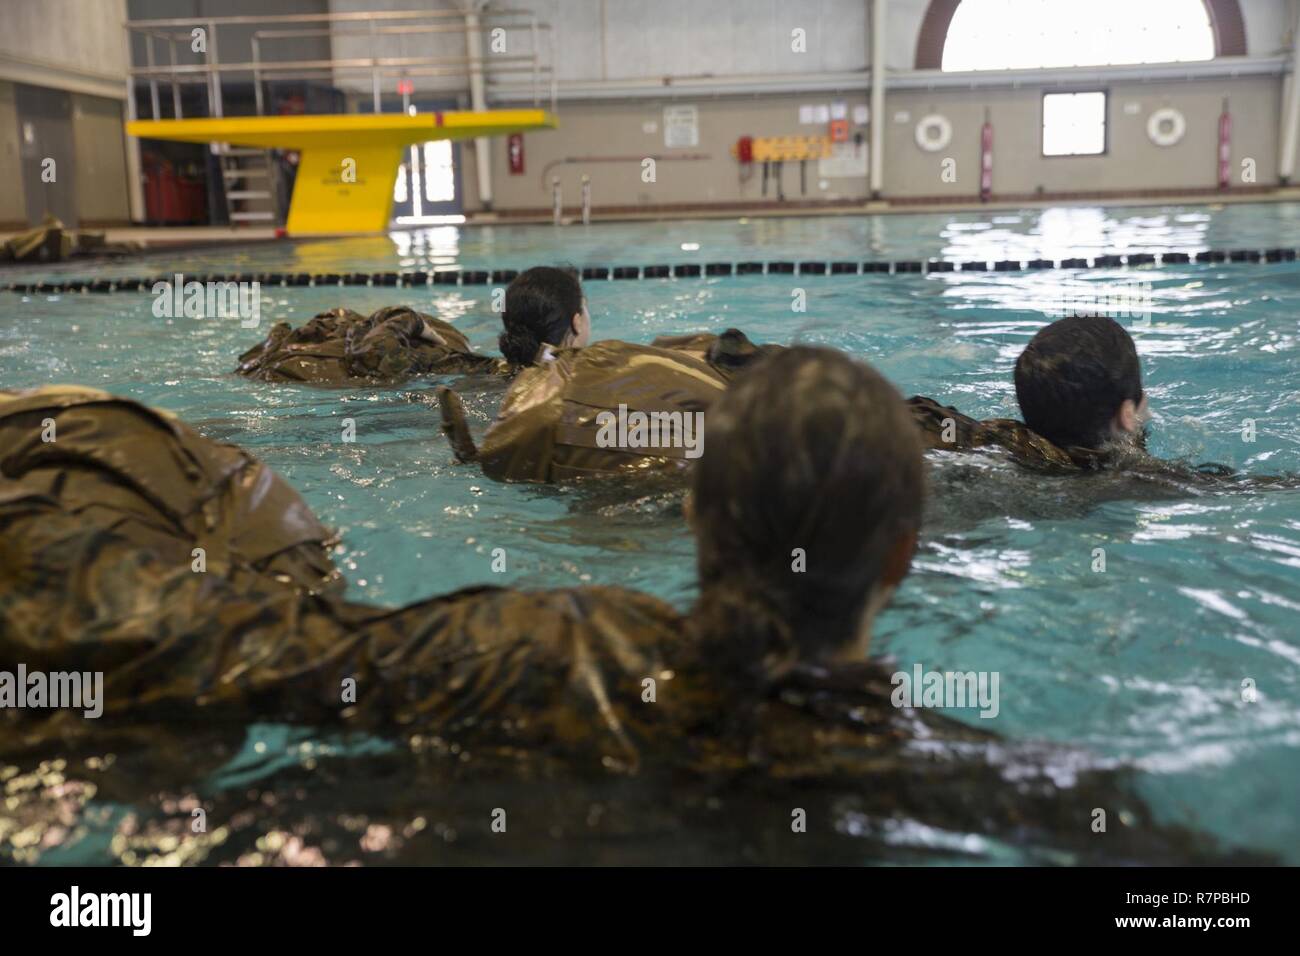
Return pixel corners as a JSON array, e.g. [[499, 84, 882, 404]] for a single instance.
[[498, 266, 584, 365], [692, 347, 923, 663], [1013, 315, 1143, 449]]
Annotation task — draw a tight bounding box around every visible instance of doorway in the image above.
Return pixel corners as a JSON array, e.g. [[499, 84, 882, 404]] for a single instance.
[[15, 84, 77, 227]]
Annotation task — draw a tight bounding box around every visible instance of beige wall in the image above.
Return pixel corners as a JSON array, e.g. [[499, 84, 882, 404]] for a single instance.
[[466, 94, 874, 212], [0, 83, 23, 227], [884, 77, 1280, 198], [72, 94, 131, 225], [0, 0, 128, 99], [464, 73, 1281, 213]]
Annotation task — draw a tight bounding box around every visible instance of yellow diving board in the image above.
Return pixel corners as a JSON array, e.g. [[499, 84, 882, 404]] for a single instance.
[[127, 110, 557, 235]]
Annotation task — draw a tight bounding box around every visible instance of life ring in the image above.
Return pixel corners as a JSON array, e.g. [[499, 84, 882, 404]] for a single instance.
[[1147, 107, 1186, 147], [915, 114, 953, 152]]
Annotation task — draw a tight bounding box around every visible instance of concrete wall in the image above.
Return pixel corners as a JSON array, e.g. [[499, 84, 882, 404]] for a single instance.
[[326, 0, 868, 94], [467, 93, 873, 211], [0, 0, 134, 227], [883, 76, 1280, 198], [464, 73, 1280, 211], [451, 0, 1296, 212], [0, 0, 129, 99], [528, 0, 867, 81], [127, 0, 334, 92]]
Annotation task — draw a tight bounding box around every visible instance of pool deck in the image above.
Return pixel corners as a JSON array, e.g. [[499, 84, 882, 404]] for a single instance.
[[7, 187, 1300, 252]]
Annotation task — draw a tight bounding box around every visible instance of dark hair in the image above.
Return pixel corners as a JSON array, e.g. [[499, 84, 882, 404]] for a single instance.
[[1013, 315, 1143, 450], [690, 347, 924, 684], [498, 266, 584, 365]]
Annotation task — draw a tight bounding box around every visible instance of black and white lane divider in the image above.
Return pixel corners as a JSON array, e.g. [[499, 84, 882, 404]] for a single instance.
[[3, 248, 1298, 294]]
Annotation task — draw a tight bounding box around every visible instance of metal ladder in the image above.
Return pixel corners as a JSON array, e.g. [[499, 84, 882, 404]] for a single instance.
[[216, 144, 279, 226]]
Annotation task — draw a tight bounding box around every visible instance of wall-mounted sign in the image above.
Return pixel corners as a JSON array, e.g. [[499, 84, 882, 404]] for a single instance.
[[819, 141, 867, 178], [663, 105, 699, 148]]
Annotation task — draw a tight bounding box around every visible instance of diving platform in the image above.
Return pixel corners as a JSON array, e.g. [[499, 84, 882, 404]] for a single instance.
[[123, 8, 558, 235], [127, 111, 557, 235]]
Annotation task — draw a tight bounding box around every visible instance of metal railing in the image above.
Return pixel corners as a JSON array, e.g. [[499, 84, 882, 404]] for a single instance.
[[124, 8, 557, 121]]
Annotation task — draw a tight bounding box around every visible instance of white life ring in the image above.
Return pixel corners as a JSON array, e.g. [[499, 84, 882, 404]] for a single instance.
[[915, 114, 953, 152], [1147, 107, 1186, 147]]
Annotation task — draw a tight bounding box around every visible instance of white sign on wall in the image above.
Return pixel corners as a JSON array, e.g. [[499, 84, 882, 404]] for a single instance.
[[819, 141, 868, 178], [663, 105, 699, 148]]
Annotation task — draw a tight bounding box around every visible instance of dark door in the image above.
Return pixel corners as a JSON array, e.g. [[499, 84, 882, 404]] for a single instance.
[[15, 84, 78, 227]]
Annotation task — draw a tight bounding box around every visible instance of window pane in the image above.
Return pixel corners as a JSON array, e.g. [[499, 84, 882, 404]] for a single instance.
[[1043, 92, 1106, 156], [423, 140, 455, 204], [943, 0, 1214, 72]]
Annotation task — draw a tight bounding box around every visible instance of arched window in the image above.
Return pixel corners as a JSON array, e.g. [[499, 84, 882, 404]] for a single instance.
[[915, 0, 1245, 72]]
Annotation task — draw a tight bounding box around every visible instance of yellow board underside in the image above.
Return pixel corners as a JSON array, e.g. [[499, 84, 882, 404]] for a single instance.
[[126, 110, 557, 235], [126, 110, 556, 150]]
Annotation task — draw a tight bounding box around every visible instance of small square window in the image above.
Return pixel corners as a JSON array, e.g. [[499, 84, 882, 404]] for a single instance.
[[1042, 91, 1107, 157]]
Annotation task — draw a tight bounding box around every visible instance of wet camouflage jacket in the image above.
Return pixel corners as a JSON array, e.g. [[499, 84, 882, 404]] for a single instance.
[[0, 386, 974, 772], [907, 395, 1108, 470], [0, 388, 1264, 862], [0, 386, 339, 593], [438, 330, 772, 483], [235, 306, 505, 385]]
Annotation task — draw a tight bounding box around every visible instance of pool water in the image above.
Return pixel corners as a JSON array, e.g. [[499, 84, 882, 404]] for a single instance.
[[2, 203, 1299, 865]]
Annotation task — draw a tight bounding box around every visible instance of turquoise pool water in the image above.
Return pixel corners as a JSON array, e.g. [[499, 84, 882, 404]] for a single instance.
[[2, 203, 1299, 864]]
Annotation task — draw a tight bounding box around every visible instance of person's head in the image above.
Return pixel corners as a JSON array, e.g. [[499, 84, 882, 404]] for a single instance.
[[690, 347, 924, 679], [1013, 315, 1148, 450], [498, 266, 590, 365]]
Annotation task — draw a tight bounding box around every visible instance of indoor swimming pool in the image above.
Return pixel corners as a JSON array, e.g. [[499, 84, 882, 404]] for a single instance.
[[2, 202, 1299, 865]]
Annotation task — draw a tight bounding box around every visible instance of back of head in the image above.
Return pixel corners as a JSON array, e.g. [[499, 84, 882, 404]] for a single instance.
[[499, 266, 583, 365], [1014, 315, 1143, 450], [691, 347, 924, 676]]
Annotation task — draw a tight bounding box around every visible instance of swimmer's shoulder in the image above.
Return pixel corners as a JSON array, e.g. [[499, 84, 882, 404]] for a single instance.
[[358, 583, 684, 655]]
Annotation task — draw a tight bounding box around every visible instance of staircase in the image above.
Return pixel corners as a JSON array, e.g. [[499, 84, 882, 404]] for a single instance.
[[216, 145, 279, 226]]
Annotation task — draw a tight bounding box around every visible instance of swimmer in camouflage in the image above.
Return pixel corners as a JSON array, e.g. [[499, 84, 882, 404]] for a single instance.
[[908, 314, 1297, 489], [436, 329, 778, 482], [0, 353, 1256, 862]]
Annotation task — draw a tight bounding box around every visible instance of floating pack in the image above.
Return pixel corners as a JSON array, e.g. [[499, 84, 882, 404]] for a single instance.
[[236, 305, 504, 385]]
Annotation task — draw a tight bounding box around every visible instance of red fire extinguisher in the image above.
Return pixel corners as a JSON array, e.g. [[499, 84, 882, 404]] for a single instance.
[[1218, 99, 1231, 190], [508, 133, 524, 175], [980, 111, 993, 202]]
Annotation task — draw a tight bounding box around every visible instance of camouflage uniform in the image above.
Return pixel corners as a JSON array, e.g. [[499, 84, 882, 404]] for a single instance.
[[438, 329, 772, 482], [235, 306, 505, 386], [907, 395, 1107, 471], [0, 388, 1261, 861], [0, 386, 339, 594]]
